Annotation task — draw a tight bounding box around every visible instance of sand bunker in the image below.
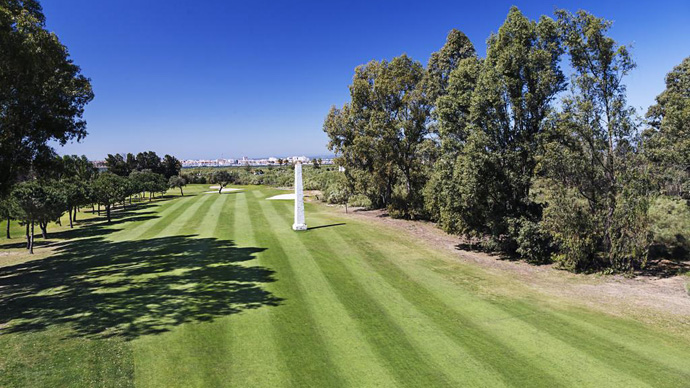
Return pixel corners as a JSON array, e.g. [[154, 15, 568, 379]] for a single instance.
[[267, 193, 295, 200]]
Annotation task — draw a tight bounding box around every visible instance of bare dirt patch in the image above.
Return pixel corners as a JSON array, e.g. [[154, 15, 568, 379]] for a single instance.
[[343, 207, 690, 332]]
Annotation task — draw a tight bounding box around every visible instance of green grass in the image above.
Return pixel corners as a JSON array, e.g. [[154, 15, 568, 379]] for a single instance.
[[1, 185, 689, 387]]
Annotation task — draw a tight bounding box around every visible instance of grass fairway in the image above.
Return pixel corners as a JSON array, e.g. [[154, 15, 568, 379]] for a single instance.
[[1, 185, 689, 387]]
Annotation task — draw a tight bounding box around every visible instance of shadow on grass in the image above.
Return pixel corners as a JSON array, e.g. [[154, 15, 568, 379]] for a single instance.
[[0, 209, 158, 250], [308, 223, 346, 231], [0, 235, 281, 340]]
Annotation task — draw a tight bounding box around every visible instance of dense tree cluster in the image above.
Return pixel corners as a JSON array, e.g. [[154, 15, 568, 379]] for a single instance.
[[324, 6, 690, 272], [2, 151, 182, 252]]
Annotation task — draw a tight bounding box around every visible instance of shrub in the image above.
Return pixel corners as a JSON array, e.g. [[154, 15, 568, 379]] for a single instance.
[[648, 196, 690, 258]]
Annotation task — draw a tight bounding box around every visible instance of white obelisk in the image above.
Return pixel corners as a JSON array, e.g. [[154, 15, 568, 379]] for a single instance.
[[292, 161, 307, 231]]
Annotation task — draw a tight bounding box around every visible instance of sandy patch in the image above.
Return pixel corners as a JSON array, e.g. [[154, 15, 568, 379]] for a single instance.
[[267, 193, 295, 200], [204, 188, 242, 193]]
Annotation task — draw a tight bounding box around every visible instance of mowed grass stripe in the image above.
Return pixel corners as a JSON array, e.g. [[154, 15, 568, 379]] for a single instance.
[[274, 203, 508, 386], [133, 193, 238, 387], [136, 193, 216, 240], [260, 197, 404, 387], [246, 190, 347, 387], [492, 300, 690, 387], [221, 190, 288, 387], [273, 201, 507, 387], [112, 195, 198, 242], [310, 212, 649, 387], [299, 208, 567, 387], [344, 216, 689, 387]]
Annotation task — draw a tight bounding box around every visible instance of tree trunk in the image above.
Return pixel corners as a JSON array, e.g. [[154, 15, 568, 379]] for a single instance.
[[218, 185, 223, 194], [6, 215, 10, 239], [25, 223, 29, 249], [149, 192, 152, 201], [73, 207, 78, 222], [69, 206, 74, 228], [106, 204, 111, 223], [345, 203, 348, 214], [129, 196, 132, 205], [40, 221, 47, 239], [29, 221, 34, 254], [97, 203, 101, 216], [180, 187, 184, 196]]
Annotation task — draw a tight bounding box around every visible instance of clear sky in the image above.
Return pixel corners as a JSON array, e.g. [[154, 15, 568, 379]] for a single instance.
[[43, 0, 689, 160]]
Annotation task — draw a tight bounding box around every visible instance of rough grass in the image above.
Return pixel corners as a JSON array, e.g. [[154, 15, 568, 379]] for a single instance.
[[1, 185, 689, 387]]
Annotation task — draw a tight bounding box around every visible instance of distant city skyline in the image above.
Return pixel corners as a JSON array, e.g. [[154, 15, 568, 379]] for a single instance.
[[43, 0, 689, 160]]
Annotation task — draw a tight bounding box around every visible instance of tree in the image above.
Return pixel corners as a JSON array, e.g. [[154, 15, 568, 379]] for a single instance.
[[136, 151, 162, 174], [162, 154, 182, 179], [91, 173, 129, 223], [643, 56, 690, 199], [0, 1, 93, 197], [130, 170, 167, 201], [538, 9, 646, 271], [324, 54, 432, 218], [211, 170, 234, 193], [0, 196, 14, 238], [427, 7, 565, 251], [425, 29, 477, 118], [10, 180, 66, 253], [168, 175, 187, 196], [35, 182, 67, 239], [312, 158, 320, 169], [105, 154, 131, 176]]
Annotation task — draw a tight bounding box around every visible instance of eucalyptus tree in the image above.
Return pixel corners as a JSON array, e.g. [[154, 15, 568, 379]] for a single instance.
[[324, 54, 431, 217], [428, 7, 565, 251], [643, 56, 690, 199], [0, 0, 93, 196], [538, 10, 645, 271]]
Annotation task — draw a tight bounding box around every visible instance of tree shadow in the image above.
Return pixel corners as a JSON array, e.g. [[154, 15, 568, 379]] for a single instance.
[[0, 210, 158, 250], [307, 223, 346, 231], [0, 235, 282, 340]]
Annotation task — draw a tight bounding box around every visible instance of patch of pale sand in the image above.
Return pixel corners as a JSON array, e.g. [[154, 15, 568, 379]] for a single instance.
[[267, 193, 295, 200], [203, 188, 242, 193], [209, 185, 220, 189]]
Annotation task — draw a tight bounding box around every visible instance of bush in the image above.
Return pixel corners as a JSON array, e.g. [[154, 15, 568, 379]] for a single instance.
[[648, 196, 690, 258], [513, 219, 553, 264]]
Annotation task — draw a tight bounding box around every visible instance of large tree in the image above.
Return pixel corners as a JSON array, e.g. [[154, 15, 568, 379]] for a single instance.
[[91, 173, 129, 223], [643, 56, 690, 199], [538, 10, 646, 271], [0, 1, 93, 196], [324, 54, 431, 217], [428, 7, 564, 249], [162, 154, 182, 178]]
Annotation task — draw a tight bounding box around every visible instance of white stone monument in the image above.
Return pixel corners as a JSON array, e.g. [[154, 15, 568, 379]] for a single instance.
[[292, 161, 307, 231]]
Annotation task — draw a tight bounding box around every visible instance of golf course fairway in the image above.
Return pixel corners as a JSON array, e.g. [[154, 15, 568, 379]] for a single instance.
[[1, 185, 689, 387]]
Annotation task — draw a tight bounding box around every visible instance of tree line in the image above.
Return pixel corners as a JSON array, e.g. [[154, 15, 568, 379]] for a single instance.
[[1, 151, 187, 253], [324, 7, 690, 272]]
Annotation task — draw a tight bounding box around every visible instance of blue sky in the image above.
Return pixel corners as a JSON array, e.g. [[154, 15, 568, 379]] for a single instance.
[[43, 0, 689, 160]]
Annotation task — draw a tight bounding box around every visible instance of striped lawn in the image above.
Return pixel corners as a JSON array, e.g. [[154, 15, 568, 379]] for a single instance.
[[1, 185, 688, 388]]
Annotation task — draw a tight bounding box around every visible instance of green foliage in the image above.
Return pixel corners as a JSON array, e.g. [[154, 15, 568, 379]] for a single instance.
[[91, 173, 130, 222], [0, 1, 93, 196], [168, 175, 187, 196], [324, 54, 431, 218], [648, 196, 690, 258], [643, 56, 690, 199]]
